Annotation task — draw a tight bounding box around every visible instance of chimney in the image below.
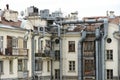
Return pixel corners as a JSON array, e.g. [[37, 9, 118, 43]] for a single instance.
[[6, 4, 9, 10]]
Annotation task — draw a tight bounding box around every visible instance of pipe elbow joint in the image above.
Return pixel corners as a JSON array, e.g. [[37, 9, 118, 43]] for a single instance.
[[80, 31, 86, 42]]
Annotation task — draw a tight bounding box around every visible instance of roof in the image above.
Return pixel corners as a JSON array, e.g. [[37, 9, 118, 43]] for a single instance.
[[0, 17, 22, 27]]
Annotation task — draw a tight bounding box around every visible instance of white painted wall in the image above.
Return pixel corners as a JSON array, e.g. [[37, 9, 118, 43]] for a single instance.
[[106, 23, 119, 77]]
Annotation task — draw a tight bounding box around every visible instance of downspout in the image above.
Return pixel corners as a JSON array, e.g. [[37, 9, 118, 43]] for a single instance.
[[31, 33, 39, 79], [57, 24, 63, 80], [102, 19, 108, 80], [32, 27, 45, 80], [38, 33, 44, 80], [95, 28, 100, 80], [113, 24, 120, 80], [78, 30, 86, 80]]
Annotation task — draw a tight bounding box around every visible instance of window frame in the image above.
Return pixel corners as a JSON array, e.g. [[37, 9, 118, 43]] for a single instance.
[[106, 50, 113, 60], [69, 61, 75, 71], [106, 69, 113, 79], [55, 50, 60, 61], [68, 41, 75, 52], [55, 69, 60, 79]]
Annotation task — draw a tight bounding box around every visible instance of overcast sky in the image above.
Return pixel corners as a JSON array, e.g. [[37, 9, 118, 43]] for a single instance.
[[0, 0, 120, 18]]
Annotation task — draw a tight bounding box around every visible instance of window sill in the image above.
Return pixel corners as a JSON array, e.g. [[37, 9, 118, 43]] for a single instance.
[[106, 60, 113, 61], [68, 71, 76, 73]]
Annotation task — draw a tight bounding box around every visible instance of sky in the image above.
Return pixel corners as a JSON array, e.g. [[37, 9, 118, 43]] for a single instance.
[[0, 0, 120, 18]]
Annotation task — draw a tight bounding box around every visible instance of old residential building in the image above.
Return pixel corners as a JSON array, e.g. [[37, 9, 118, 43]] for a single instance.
[[33, 10, 120, 80], [0, 5, 33, 80], [1, 5, 120, 80]]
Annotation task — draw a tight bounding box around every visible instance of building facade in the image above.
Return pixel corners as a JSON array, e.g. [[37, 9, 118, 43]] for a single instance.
[[1, 5, 120, 80]]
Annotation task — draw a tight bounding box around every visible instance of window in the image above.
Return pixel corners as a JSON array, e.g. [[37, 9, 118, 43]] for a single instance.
[[69, 61, 75, 71], [106, 50, 113, 60], [12, 37, 18, 48], [0, 61, 3, 73], [107, 69, 113, 79], [35, 60, 42, 71], [107, 38, 112, 43], [55, 69, 60, 79], [24, 59, 28, 71], [23, 40, 27, 49], [9, 60, 13, 73], [68, 41, 75, 52], [47, 61, 50, 72], [84, 60, 95, 76], [18, 59, 22, 71], [18, 59, 28, 71], [55, 50, 60, 61]]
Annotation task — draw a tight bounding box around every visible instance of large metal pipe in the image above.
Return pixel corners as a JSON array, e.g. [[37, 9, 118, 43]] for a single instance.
[[78, 30, 86, 80], [56, 19, 104, 25], [31, 33, 39, 80], [57, 24, 63, 80], [95, 28, 100, 80], [101, 19, 108, 80]]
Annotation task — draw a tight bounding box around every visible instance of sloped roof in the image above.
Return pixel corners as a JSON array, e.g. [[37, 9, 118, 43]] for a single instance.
[[73, 16, 120, 32], [0, 17, 22, 27]]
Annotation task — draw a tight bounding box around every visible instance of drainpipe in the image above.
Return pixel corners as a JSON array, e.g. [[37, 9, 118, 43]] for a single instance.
[[32, 27, 45, 80], [38, 33, 44, 80], [113, 24, 120, 80], [78, 30, 86, 80], [95, 28, 100, 80], [31, 33, 39, 80], [57, 24, 63, 80], [101, 19, 108, 80]]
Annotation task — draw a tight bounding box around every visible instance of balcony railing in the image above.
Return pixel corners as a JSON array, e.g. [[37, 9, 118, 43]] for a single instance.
[[4, 48, 28, 56], [35, 50, 54, 58], [18, 71, 29, 79]]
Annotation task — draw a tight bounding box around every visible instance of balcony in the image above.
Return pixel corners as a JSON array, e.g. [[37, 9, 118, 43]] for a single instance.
[[0, 48, 28, 58], [18, 71, 29, 79], [35, 50, 54, 58]]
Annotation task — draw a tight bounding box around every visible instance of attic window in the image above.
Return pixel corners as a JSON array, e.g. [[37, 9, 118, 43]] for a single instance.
[[107, 38, 112, 43]]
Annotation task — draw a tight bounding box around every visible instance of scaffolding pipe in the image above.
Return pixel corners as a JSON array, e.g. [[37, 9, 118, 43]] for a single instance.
[[78, 31, 86, 80], [101, 19, 108, 80]]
